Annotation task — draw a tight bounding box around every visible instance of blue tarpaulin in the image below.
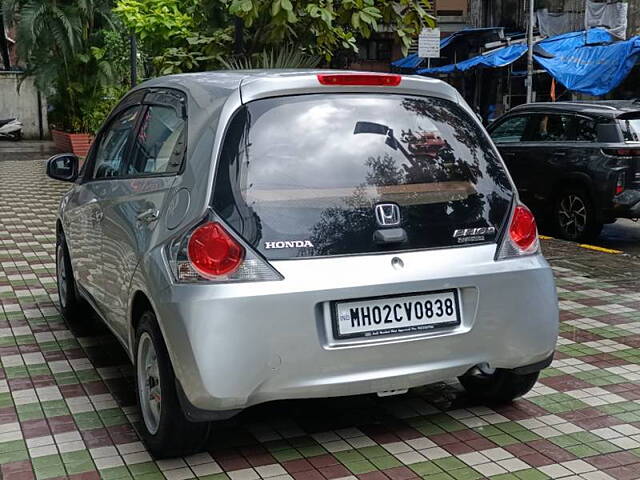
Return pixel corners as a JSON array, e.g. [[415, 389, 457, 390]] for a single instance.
[[392, 53, 424, 69], [415, 44, 527, 74], [535, 30, 640, 96], [415, 28, 640, 96], [391, 27, 505, 70]]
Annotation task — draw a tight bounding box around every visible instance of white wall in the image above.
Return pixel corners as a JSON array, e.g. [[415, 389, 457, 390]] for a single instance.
[[0, 72, 48, 139]]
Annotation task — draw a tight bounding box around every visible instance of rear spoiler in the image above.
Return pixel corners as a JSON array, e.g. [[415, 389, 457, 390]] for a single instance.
[[617, 111, 640, 120]]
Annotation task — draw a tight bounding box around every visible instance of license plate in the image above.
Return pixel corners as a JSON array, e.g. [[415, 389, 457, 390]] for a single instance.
[[333, 289, 460, 339]]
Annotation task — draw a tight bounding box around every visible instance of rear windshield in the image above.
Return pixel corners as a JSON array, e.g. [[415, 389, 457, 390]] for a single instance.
[[618, 116, 640, 142], [213, 94, 513, 259]]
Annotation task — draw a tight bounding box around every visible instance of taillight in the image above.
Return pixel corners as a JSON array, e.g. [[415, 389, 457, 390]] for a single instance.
[[317, 73, 402, 86], [187, 222, 244, 277], [602, 148, 640, 157], [615, 172, 626, 195], [496, 204, 539, 260], [168, 214, 283, 283]]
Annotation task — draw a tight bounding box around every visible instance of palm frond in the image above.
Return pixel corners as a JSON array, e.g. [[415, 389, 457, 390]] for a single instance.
[[222, 45, 321, 70]]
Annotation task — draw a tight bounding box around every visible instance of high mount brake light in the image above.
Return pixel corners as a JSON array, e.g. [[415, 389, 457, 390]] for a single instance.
[[187, 222, 245, 277], [496, 204, 539, 260], [317, 74, 402, 86]]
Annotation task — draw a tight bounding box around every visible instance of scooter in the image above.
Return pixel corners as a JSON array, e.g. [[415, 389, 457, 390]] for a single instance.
[[0, 118, 23, 141]]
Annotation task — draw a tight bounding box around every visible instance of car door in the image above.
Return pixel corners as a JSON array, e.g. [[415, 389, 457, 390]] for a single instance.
[[63, 106, 142, 308], [489, 113, 537, 196], [523, 113, 576, 202], [97, 89, 187, 339]]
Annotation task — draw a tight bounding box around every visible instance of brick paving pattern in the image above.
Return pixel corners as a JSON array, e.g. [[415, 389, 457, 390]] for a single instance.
[[1, 159, 640, 480]]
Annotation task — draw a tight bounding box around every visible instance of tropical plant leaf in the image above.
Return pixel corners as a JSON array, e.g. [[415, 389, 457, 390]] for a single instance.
[[221, 44, 321, 69]]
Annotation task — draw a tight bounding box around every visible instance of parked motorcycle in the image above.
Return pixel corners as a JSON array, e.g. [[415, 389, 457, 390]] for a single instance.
[[0, 118, 23, 141]]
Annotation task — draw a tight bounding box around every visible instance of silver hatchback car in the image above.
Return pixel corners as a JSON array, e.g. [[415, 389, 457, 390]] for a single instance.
[[47, 70, 558, 458]]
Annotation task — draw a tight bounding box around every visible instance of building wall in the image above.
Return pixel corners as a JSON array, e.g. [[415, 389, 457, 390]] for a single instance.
[[435, 0, 468, 16], [435, 0, 472, 34], [470, 0, 639, 38], [0, 72, 47, 139]]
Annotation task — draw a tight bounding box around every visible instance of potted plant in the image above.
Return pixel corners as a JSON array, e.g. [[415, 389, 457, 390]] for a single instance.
[[4, 1, 129, 156]]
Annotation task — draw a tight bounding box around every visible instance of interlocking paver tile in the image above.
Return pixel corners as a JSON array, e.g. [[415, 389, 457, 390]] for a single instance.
[[0, 158, 639, 479]]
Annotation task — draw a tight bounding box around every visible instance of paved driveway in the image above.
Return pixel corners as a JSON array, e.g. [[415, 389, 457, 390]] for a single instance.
[[2, 159, 640, 480]]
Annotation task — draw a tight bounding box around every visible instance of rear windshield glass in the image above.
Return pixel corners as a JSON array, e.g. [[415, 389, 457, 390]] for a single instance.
[[618, 117, 640, 142], [213, 94, 513, 259]]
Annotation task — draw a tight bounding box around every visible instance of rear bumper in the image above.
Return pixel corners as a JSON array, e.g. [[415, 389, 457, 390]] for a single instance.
[[611, 189, 640, 218], [152, 246, 559, 414]]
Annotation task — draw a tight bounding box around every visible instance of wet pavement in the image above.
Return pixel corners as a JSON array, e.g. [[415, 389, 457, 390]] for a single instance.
[[0, 141, 57, 162], [1, 155, 640, 480]]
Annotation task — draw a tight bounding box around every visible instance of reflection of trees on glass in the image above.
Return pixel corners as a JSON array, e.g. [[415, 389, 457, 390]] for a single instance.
[[365, 154, 403, 186], [401, 97, 511, 193], [309, 127, 489, 256], [215, 94, 514, 259]]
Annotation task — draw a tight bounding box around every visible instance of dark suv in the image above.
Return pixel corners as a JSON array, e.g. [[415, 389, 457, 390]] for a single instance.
[[488, 101, 640, 241]]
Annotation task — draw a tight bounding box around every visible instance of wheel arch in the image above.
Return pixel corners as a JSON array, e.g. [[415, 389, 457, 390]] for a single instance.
[[550, 172, 595, 201], [128, 289, 182, 373], [131, 291, 153, 336]]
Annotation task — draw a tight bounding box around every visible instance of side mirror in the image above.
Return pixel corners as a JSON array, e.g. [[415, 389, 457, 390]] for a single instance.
[[47, 153, 79, 182]]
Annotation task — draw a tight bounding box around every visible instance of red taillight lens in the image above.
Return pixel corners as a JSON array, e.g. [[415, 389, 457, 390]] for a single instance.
[[509, 205, 538, 251], [187, 222, 244, 277], [615, 172, 626, 195], [317, 73, 402, 86], [602, 148, 640, 157]]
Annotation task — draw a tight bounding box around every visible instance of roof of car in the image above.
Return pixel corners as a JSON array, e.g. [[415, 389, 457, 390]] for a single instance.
[[509, 100, 640, 118], [135, 69, 461, 103]]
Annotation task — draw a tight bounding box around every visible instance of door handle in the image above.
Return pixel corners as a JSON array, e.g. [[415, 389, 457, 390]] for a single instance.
[[553, 151, 567, 157], [137, 208, 159, 224]]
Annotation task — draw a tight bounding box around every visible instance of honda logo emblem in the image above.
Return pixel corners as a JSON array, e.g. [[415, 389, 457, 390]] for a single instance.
[[375, 203, 401, 227]]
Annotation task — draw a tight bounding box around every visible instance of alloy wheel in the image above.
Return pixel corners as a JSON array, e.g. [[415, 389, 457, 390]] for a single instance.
[[558, 194, 587, 238], [56, 245, 67, 309], [137, 332, 162, 435]]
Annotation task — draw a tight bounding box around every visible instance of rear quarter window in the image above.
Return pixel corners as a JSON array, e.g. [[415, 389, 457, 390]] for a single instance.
[[619, 116, 640, 142], [213, 94, 514, 259]]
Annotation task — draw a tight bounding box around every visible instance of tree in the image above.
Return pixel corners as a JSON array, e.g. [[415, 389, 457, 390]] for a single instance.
[[228, 0, 434, 60], [115, 0, 434, 74], [2, 0, 124, 131]]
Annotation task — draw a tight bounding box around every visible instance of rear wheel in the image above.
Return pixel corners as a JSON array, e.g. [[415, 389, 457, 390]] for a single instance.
[[56, 232, 82, 319], [135, 311, 210, 458], [459, 368, 539, 404], [553, 188, 602, 242]]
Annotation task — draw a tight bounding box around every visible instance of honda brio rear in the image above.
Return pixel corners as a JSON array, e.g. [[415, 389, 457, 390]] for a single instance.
[[57, 71, 558, 457]]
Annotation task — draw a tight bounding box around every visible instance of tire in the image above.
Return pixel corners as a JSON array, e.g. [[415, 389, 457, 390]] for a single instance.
[[56, 231, 82, 319], [9, 130, 22, 141], [135, 311, 210, 458], [553, 187, 603, 242], [459, 369, 539, 404]]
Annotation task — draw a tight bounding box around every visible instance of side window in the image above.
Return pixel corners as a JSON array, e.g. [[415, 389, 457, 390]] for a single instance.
[[126, 105, 186, 176], [529, 114, 572, 142], [92, 107, 141, 179], [490, 115, 529, 143], [574, 117, 598, 142]]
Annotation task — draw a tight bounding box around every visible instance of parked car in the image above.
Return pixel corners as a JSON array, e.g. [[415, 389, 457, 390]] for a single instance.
[[488, 101, 640, 241], [47, 71, 558, 457]]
